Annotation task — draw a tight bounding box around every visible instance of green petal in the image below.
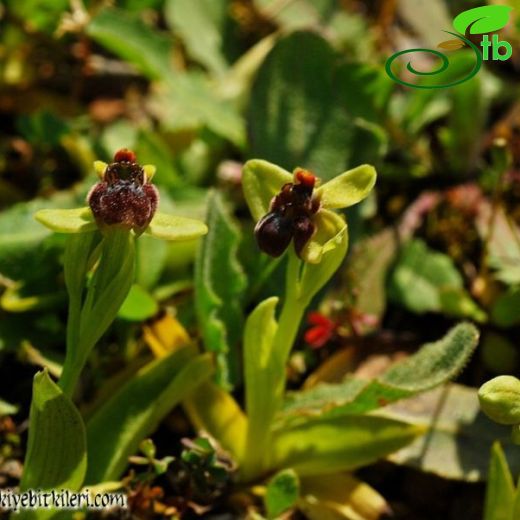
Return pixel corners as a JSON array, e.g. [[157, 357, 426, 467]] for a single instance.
[[145, 212, 208, 241], [243, 159, 293, 221], [34, 207, 97, 233], [300, 209, 347, 264], [316, 164, 376, 209]]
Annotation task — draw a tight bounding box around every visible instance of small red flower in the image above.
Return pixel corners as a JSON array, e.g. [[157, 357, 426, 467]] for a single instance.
[[304, 312, 337, 349]]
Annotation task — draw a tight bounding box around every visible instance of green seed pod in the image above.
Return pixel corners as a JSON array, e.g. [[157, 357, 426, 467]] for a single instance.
[[478, 375, 520, 425]]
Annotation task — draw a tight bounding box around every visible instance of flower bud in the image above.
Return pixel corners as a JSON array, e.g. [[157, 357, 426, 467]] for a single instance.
[[478, 375, 520, 425]]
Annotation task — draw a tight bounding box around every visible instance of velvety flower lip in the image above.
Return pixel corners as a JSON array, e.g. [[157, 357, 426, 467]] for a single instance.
[[243, 159, 376, 263], [35, 149, 208, 241]]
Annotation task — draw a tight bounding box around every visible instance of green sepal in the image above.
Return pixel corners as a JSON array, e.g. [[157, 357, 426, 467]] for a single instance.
[[315, 164, 376, 210], [300, 209, 347, 265], [242, 159, 293, 221], [145, 212, 208, 241], [34, 207, 97, 234]]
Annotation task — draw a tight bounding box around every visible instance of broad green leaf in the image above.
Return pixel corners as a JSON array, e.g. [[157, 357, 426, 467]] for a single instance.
[[135, 234, 168, 289], [316, 165, 377, 210], [7, 0, 69, 33], [253, 0, 336, 30], [183, 381, 247, 461], [134, 130, 182, 190], [34, 207, 97, 234], [491, 289, 520, 328], [248, 31, 353, 178], [484, 442, 515, 520], [151, 74, 246, 146], [21, 371, 86, 491], [269, 415, 422, 475], [389, 239, 486, 321], [388, 384, 520, 481], [195, 191, 247, 388], [0, 398, 18, 416], [299, 473, 391, 520], [86, 348, 213, 483], [145, 212, 208, 241], [87, 8, 173, 80], [164, 0, 230, 75], [453, 6, 512, 35], [242, 297, 280, 480], [118, 284, 159, 321], [280, 323, 479, 420], [242, 159, 293, 221], [265, 469, 300, 519]]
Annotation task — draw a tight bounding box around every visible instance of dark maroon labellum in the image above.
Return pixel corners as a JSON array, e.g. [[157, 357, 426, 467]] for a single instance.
[[254, 169, 320, 258], [87, 149, 159, 234]]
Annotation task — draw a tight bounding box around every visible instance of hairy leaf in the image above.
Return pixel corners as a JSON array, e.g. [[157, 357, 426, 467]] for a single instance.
[[195, 191, 247, 387], [281, 323, 478, 420]]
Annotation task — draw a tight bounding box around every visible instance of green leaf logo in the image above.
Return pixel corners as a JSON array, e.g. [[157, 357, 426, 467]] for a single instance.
[[453, 5, 512, 35]]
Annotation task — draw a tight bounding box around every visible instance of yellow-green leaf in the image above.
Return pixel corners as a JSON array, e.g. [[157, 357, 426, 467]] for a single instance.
[[269, 415, 422, 475]]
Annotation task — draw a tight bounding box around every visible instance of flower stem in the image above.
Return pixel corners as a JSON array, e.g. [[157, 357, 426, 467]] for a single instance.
[[58, 229, 135, 398]]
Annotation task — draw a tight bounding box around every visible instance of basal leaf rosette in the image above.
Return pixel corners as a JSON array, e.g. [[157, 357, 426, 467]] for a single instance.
[[243, 159, 376, 264], [34, 149, 208, 242]]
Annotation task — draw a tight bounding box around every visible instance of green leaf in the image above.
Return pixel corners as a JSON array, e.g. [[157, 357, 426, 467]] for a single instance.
[[118, 284, 159, 321], [242, 297, 280, 479], [281, 323, 479, 420], [21, 371, 86, 491], [6, 0, 69, 33], [316, 165, 377, 210], [299, 472, 391, 520], [453, 5, 512, 35], [265, 469, 300, 519], [253, 0, 336, 30], [248, 32, 352, 178], [86, 348, 213, 483], [484, 442, 515, 520], [134, 130, 182, 190], [269, 415, 422, 475], [87, 8, 173, 80], [242, 159, 293, 221], [491, 288, 520, 328], [183, 381, 248, 461], [151, 74, 246, 146], [34, 207, 97, 234], [389, 239, 486, 321], [145, 212, 208, 241], [0, 398, 18, 416], [388, 384, 520, 481], [195, 191, 247, 388], [164, 0, 230, 75]]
